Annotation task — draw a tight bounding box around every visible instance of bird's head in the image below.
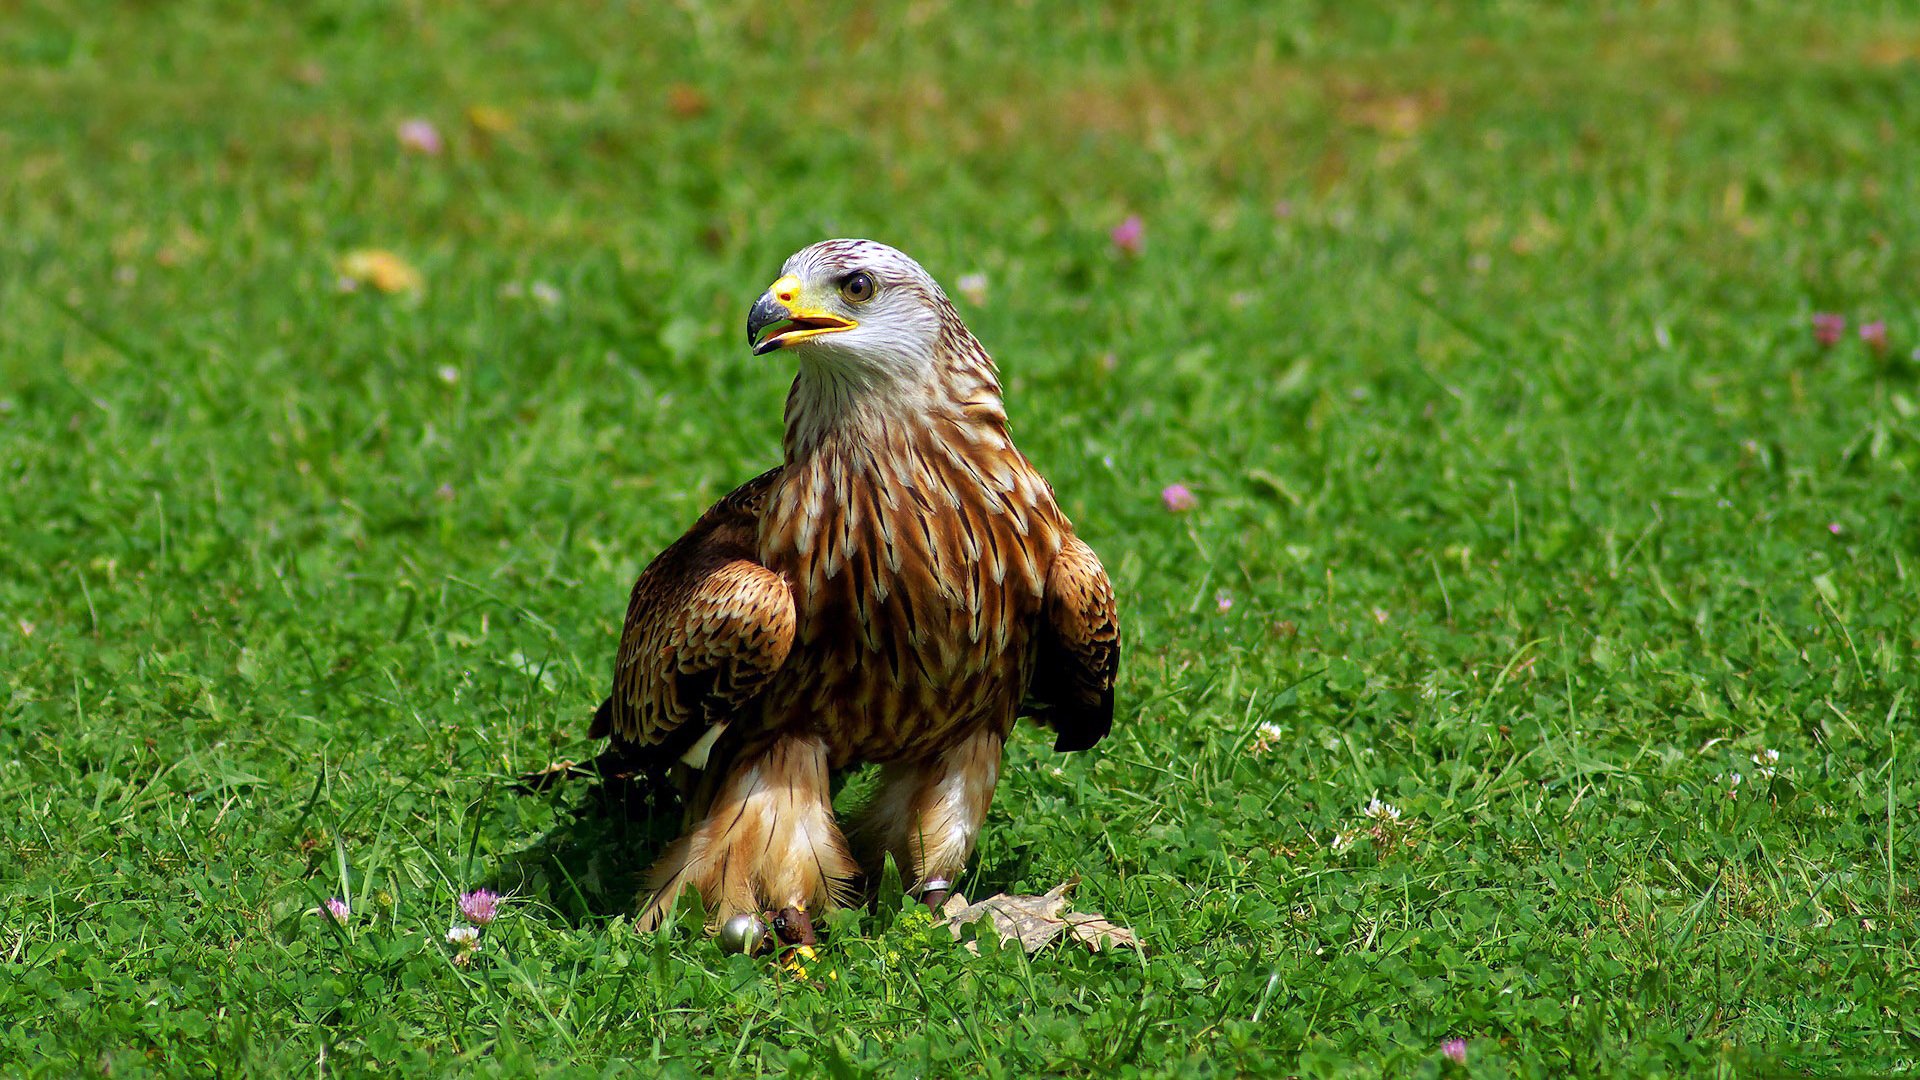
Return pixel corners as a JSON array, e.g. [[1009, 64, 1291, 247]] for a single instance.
[[750, 239, 1005, 452], [746, 239, 954, 387]]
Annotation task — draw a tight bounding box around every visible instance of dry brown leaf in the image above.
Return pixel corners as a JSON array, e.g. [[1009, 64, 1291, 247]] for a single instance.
[[666, 83, 710, 119], [1061, 912, 1141, 952], [940, 881, 1140, 955]]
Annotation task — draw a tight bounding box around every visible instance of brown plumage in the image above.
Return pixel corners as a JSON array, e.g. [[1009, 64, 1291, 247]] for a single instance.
[[590, 239, 1120, 931]]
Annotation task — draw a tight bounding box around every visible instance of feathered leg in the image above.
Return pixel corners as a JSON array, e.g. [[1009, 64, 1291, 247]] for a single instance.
[[850, 726, 1005, 910], [636, 734, 856, 932]]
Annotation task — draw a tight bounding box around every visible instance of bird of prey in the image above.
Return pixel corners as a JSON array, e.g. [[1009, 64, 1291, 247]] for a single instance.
[[589, 239, 1119, 946]]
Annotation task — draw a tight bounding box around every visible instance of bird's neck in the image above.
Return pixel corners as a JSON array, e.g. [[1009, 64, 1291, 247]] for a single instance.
[[781, 328, 1008, 462]]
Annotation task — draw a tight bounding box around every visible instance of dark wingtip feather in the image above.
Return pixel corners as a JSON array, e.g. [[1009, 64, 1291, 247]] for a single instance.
[[1049, 687, 1114, 752]]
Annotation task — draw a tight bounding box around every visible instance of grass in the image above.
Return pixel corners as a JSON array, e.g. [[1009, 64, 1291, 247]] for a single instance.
[[3, 0, 1919, 1074]]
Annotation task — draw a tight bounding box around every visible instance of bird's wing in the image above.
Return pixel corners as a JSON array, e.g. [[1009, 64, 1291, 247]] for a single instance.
[[589, 469, 795, 766], [1026, 533, 1120, 751]]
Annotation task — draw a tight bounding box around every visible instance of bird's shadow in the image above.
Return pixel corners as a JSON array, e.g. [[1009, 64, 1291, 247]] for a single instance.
[[960, 838, 1046, 901], [487, 775, 682, 925]]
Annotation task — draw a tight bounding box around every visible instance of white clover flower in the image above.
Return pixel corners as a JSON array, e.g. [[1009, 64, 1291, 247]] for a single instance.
[[1330, 829, 1359, 853], [446, 925, 480, 949], [1751, 749, 1779, 779], [1365, 798, 1402, 823], [1251, 722, 1284, 754]]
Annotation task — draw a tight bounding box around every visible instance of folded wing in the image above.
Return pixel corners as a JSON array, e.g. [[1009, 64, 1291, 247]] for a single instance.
[[590, 469, 795, 767], [1025, 534, 1120, 752]]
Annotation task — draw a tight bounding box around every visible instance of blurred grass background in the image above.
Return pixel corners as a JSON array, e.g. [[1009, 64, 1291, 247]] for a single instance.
[[2, 1, 1918, 1075]]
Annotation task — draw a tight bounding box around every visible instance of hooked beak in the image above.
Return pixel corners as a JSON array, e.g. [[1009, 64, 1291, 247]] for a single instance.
[[746, 274, 856, 356]]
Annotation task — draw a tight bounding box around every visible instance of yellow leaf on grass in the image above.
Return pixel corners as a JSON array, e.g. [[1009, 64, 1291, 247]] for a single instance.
[[340, 249, 422, 294], [467, 105, 515, 134]]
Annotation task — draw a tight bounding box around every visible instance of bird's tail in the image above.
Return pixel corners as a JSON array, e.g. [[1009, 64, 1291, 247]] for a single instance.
[[587, 696, 615, 740], [514, 698, 682, 816]]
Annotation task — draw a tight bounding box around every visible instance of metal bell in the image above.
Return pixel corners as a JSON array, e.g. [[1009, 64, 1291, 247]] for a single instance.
[[717, 913, 767, 955]]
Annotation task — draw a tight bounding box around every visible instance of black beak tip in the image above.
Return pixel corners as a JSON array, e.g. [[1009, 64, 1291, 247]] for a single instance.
[[746, 293, 787, 352]]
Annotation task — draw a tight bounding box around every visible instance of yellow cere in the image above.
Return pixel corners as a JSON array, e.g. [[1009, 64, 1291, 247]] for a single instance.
[[769, 274, 803, 307]]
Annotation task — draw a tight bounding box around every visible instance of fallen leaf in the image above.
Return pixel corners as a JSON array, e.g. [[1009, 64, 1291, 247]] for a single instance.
[[467, 105, 515, 134], [940, 881, 1140, 954], [339, 249, 422, 294], [1061, 912, 1141, 952], [666, 83, 709, 119]]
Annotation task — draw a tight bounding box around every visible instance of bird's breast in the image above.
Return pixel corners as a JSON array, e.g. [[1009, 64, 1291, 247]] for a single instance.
[[757, 432, 1064, 765]]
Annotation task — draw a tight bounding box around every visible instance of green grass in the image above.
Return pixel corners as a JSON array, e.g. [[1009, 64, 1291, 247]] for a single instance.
[[4, 0, 1919, 1074]]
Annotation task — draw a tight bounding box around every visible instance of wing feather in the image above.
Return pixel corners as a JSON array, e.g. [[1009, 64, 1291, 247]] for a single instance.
[[590, 469, 795, 766], [1025, 533, 1120, 752]]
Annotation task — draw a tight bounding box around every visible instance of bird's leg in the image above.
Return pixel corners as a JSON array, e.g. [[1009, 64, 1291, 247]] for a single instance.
[[637, 735, 857, 934], [917, 879, 952, 913], [850, 727, 1005, 912]]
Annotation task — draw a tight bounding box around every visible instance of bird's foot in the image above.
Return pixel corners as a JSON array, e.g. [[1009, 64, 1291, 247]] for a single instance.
[[771, 905, 817, 947], [717, 905, 833, 980], [917, 877, 952, 914], [771, 906, 820, 979]]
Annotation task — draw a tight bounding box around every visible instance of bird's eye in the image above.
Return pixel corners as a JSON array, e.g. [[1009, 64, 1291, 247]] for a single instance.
[[840, 272, 876, 304]]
